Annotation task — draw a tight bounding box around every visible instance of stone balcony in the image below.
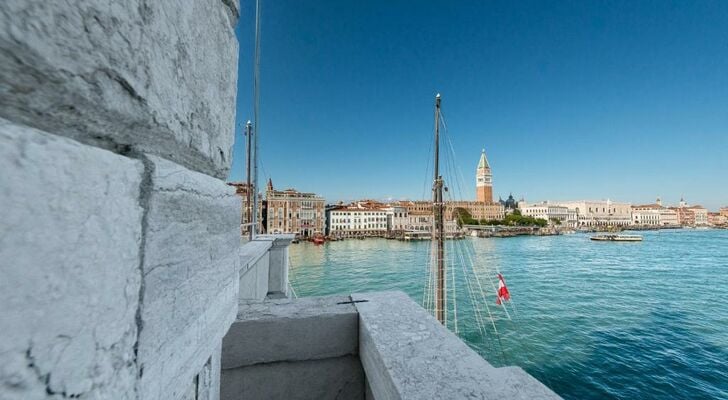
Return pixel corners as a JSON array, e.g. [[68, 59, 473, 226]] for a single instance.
[[224, 238, 560, 399]]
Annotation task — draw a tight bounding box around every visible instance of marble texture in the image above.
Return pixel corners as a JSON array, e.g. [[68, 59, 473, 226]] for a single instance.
[[0, 0, 239, 179], [136, 155, 240, 400], [0, 119, 143, 399]]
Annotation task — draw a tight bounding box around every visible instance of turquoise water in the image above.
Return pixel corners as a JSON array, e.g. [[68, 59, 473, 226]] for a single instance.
[[289, 229, 728, 399]]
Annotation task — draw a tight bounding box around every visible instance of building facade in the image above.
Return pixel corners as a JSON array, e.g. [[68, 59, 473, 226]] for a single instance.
[[689, 206, 709, 226], [670, 199, 709, 227], [631, 209, 661, 226], [708, 212, 727, 226], [671, 207, 695, 226], [553, 200, 632, 227], [631, 203, 662, 226], [385, 204, 409, 234], [520, 203, 574, 226], [265, 179, 325, 237], [227, 182, 263, 236], [659, 208, 679, 226], [327, 200, 389, 237], [447, 201, 505, 222], [630, 200, 680, 226]]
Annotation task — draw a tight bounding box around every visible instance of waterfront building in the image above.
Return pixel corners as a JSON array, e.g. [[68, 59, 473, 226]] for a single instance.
[[328, 200, 389, 237], [631, 208, 661, 226], [227, 182, 263, 235], [476, 149, 493, 203], [708, 212, 727, 226], [406, 210, 434, 232], [671, 206, 695, 226], [630, 200, 680, 226], [659, 208, 679, 226], [520, 202, 573, 226], [631, 202, 663, 226], [552, 200, 632, 227], [689, 206, 709, 226], [720, 207, 728, 218], [394, 200, 504, 226], [384, 204, 409, 234], [265, 179, 325, 237], [396, 200, 432, 214], [404, 210, 459, 235], [671, 200, 709, 227], [447, 201, 505, 222], [672, 198, 708, 226]]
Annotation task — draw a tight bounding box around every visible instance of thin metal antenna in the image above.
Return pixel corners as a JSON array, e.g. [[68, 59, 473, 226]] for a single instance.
[[245, 120, 253, 241], [251, 0, 262, 237]]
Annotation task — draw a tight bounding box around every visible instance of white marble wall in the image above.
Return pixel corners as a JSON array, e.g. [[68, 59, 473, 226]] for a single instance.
[[0, 1, 242, 399]]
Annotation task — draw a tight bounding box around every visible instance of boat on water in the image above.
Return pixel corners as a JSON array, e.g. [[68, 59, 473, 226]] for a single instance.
[[403, 231, 432, 241], [590, 234, 643, 242]]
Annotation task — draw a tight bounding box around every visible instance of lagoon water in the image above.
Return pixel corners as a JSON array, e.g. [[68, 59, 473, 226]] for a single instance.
[[289, 229, 728, 399]]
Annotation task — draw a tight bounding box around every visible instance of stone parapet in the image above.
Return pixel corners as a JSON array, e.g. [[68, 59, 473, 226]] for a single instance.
[[353, 291, 560, 400], [221, 295, 362, 400], [255, 234, 295, 297], [222, 295, 358, 369], [220, 292, 561, 400]]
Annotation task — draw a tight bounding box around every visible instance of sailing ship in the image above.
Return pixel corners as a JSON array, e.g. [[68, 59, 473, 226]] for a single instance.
[[422, 94, 514, 356]]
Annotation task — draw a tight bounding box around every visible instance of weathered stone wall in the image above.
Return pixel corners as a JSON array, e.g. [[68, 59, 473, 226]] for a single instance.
[[0, 0, 239, 179], [0, 119, 144, 399], [0, 0, 241, 399], [221, 296, 364, 400]]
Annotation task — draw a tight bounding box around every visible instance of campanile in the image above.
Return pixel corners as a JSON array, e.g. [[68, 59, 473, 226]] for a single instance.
[[476, 149, 493, 203]]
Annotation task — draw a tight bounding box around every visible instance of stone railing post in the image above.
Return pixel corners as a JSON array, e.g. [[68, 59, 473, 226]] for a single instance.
[[255, 234, 295, 298]]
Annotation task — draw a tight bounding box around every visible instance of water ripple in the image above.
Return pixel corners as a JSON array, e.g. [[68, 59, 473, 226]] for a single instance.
[[290, 230, 728, 399]]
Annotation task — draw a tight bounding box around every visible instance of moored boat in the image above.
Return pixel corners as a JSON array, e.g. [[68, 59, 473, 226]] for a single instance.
[[590, 234, 643, 242]]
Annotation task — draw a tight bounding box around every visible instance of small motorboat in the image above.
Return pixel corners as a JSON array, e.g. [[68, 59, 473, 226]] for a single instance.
[[590, 234, 642, 242], [312, 235, 325, 245]]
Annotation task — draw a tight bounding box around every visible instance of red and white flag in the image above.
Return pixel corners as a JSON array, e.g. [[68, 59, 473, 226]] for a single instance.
[[496, 273, 511, 305]]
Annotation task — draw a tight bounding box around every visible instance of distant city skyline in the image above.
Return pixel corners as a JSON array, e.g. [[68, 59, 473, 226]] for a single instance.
[[230, 1, 728, 210]]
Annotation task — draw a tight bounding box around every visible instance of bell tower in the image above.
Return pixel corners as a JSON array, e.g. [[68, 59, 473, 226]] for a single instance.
[[476, 149, 493, 203]]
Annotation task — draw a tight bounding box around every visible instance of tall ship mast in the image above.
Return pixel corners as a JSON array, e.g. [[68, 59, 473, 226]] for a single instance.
[[422, 93, 514, 358], [432, 93, 446, 323]]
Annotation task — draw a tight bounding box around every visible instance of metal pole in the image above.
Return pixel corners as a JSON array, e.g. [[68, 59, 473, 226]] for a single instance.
[[245, 121, 253, 241], [432, 93, 445, 324], [252, 0, 262, 237]]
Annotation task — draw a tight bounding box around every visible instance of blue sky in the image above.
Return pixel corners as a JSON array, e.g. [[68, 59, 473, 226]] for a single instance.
[[230, 0, 728, 210]]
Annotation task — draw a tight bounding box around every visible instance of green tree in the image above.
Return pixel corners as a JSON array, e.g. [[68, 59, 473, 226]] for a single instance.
[[453, 207, 478, 226]]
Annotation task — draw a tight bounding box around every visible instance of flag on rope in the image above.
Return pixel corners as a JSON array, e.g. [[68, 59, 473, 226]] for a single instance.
[[496, 273, 511, 305]]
